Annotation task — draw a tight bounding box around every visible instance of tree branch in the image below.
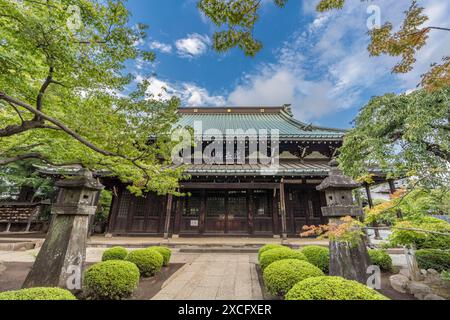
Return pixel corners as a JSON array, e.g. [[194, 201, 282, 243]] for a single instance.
[[0, 120, 53, 137], [0, 91, 121, 157], [0, 153, 45, 166], [35, 66, 54, 120], [424, 141, 450, 162]]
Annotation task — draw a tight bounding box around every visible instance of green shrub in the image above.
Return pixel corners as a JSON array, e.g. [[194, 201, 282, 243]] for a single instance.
[[285, 276, 389, 300], [441, 270, 450, 281], [148, 246, 171, 266], [416, 249, 450, 273], [263, 259, 324, 296], [126, 248, 163, 277], [368, 249, 393, 272], [388, 217, 450, 250], [258, 244, 286, 261], [102, 246, 128, 262], [259, 247, 307, 270], [84, 260, 140, 300], [0, 287, 76, 300], [300, 246, 330, 273]]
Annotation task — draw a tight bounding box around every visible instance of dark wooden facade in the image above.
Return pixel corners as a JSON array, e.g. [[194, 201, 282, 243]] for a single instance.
[[107, 181, 329, 237]]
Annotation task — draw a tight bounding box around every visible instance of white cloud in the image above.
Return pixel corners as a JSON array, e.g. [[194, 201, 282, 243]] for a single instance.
[[228, 69, 297, 106], [175, 33, 210, 58], [180, 83, 226, 106], [141, 76, 226, 106], [225, 0, 449, 122], [149, 41, 172, 54]]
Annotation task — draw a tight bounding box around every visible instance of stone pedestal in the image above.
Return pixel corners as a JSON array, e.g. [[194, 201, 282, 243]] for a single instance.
[[329, 238, 371, 283], [22, 170, 103, 290]]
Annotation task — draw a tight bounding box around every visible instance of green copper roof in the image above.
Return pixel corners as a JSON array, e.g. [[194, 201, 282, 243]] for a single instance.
[[173, 161, 331, 177], [175, 107, 345, 139]]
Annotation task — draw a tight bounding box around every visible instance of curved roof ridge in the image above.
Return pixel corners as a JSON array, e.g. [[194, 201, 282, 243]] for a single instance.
[[278, 108, 346, 133]]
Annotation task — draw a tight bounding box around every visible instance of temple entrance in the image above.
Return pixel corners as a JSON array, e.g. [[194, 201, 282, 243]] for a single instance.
[[108, 184, 327, 237], [204, 190, 248, 234]]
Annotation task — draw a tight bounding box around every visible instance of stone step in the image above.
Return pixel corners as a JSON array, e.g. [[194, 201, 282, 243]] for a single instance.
[[179, 247, 260, 253], [86, 242, 330, 250]]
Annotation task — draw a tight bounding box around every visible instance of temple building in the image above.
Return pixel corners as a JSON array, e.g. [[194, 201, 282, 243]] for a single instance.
[[106, 106, 352, 238]]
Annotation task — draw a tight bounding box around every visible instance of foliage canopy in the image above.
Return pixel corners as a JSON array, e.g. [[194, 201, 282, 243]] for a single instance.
[[0, 0, 185, 195]]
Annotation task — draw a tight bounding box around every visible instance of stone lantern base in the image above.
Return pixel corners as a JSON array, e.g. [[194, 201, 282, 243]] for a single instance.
[[22, 214, 91, 289], [22, 171, 103, 290], [329, 239, 371, 284]]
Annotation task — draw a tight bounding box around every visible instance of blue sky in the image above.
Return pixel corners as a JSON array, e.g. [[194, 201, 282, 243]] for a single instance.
[[125, 0, 449, 129]]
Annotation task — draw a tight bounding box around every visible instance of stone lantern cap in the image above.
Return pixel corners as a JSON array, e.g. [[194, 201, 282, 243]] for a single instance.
[[316, 159, 361, 191], [55, 169, 104, 191]]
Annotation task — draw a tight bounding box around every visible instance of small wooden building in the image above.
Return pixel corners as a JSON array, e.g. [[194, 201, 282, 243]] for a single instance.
[[106, 106, 348, 238]]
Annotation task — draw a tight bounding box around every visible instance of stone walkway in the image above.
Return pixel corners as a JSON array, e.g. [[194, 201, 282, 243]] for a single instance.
[[152, 253, 263, 300]]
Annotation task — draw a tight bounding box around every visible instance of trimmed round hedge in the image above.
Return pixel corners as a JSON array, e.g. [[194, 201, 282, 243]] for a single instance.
[[148, 246, 172, 266], [84, 260, 140, 300], [300, 246, 330, 273], [416, 249, 450, 273], [126, 248, 163, 277], [258, 244, 286, 261], [0, 287, 76, 300], [263, 259, 324, 296], [368, 249, 393, 272], [102, 246, 128, 262], [285, 276, 389, 300], [259, 247, 307, 270]]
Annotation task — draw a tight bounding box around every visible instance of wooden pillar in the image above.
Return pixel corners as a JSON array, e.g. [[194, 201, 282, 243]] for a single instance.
[[364, 183, 374, 208], [106, 187, 121, 235], [163, 194, 173, 239], [199, 189, 206, 234], [388, 179, 403, 219], [173, 197, 182, 236], [248, 189, 254, 235], [272, 189, 279, 236], [279, 179, 288, 240], [388, 180, 396, 194], [364, 183, 381, 239]]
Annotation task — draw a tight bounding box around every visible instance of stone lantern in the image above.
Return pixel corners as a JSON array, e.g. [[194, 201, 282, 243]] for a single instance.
[[316, 159, 363, 222], [316, 159, 370, 284], [23, 169, 103, 290]]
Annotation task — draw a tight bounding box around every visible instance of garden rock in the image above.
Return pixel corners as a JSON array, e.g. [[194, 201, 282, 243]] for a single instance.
[[424, 293, 445, 301], [399, 269, 410, 278], [427, 269, 439, 275], [407, 281, 431, 298], [389, 274, 409, 293]]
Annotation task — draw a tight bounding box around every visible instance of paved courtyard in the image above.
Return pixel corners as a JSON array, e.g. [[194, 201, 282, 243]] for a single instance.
[[152, 253, 263, 300], [0, 248, 263, 300]]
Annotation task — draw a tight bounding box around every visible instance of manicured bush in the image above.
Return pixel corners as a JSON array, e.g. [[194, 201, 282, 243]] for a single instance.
[[84, 260, 140, 300], [368, 249, 393, 272], [300, 246, 330, 273], [285, 276, 389, 300], [263, 259, 324, 296], [0, 287, 76, 300], [102, 246, 128, 262], [416, 249, 450, 273], [259, 247, 307, 270], [126, 248, 163, 277], [148, 246, 172, 266], [258, 244, 286, 261]]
